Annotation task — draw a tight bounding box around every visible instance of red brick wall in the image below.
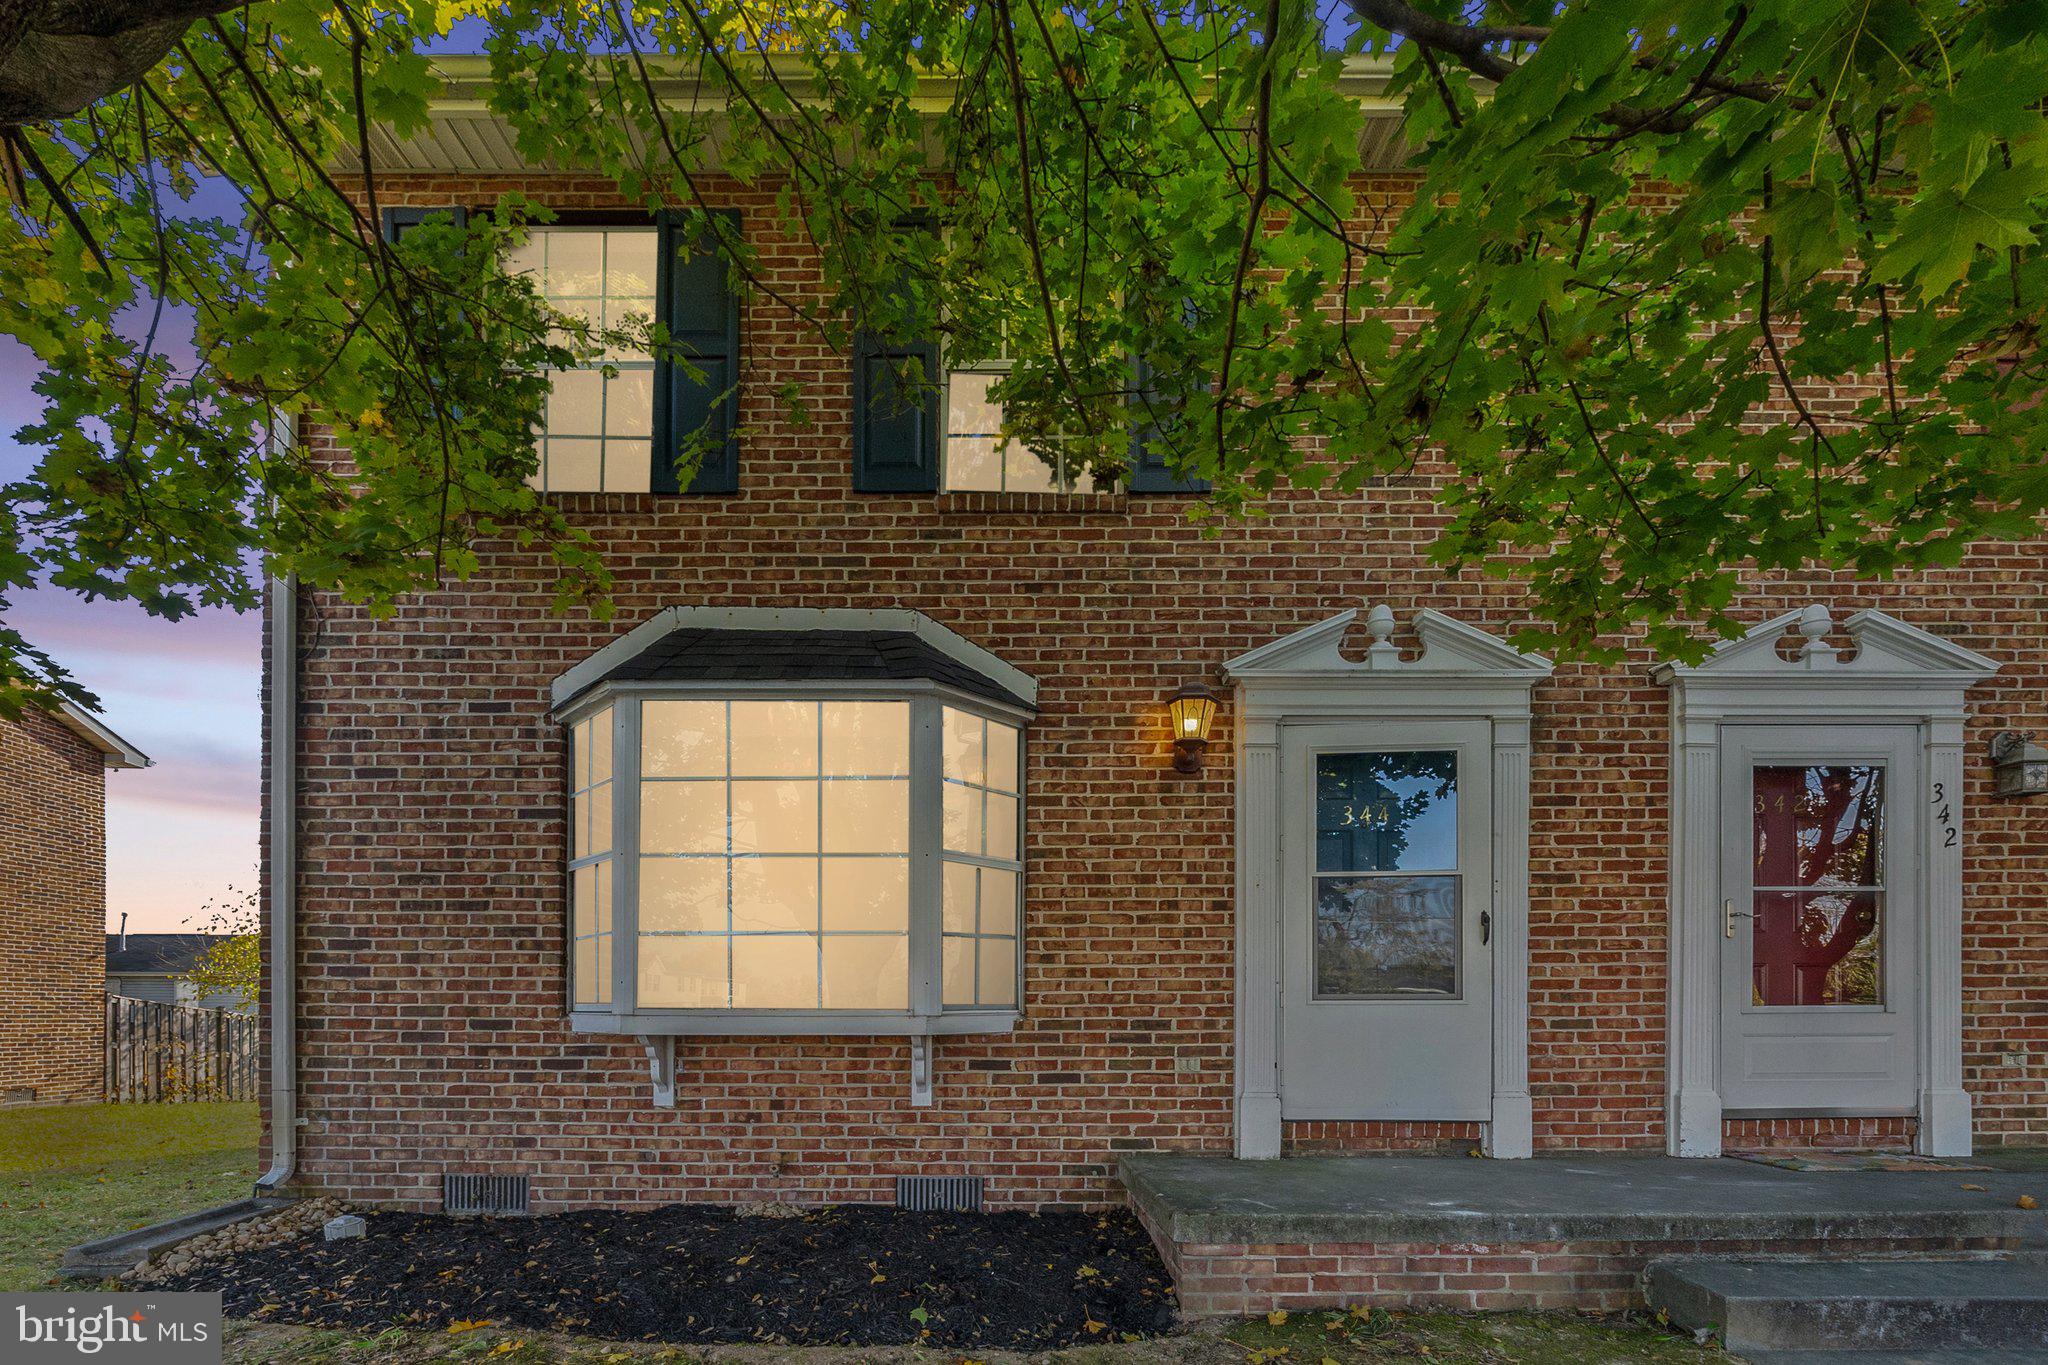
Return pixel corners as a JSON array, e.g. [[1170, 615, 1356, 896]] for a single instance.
[[267, 173, 2048, 1210], [0, 710, 108, 1105]]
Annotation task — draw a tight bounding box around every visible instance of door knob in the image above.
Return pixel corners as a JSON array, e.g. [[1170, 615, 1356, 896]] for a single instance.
[[1480, 910, 1492, 946]]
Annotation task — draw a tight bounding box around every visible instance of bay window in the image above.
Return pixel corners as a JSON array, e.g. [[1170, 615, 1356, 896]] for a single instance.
[[557, 622, 1033, 1038]]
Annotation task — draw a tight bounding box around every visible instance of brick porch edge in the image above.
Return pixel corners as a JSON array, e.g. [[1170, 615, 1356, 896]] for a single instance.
[[1131, 1193, 2016, 1315]]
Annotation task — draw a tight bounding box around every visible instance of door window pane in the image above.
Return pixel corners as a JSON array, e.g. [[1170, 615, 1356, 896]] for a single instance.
[[1751, 765, 1885, 1006], [1753, 765, 1884, 887], [1313, 874, 1460, 999], [1316, 751, 1458, 872]]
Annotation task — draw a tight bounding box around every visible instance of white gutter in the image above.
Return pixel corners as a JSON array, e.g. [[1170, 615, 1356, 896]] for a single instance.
[[256, 419, 298, 1195]]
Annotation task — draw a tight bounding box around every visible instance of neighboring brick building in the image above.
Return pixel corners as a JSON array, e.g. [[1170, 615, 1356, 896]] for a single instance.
[[0, 702, 148, 1107], [261, 70, 2048, 1217]]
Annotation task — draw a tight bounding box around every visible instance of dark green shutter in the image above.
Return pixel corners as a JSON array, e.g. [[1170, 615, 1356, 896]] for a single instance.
[[1128, 352, 1211, 493], [653, 209, 743, 495], [851, 255, 940, 492], [381, 206, 467, 243]]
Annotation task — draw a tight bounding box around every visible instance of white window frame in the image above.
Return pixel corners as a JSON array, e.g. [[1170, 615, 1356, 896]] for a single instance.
[[940, 352, 1117, 495], [557, 678, 1029, 1039], [1654, 605, 1999, 1158], [511, 224, 659, 494]]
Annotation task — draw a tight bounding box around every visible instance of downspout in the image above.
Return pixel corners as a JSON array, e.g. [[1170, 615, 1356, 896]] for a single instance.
[[256, 418, 298, 1195]]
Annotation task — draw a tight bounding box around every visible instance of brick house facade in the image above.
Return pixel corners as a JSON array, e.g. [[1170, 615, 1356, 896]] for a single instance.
[[0, 703, 148, 1106], [261, 150, 2048, 1214]]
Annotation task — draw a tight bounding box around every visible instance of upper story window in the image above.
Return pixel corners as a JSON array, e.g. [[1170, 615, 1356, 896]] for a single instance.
[[506, 227, 658, 493], [553, 610, 1037, 1036], [943, 360, 1101, 494]]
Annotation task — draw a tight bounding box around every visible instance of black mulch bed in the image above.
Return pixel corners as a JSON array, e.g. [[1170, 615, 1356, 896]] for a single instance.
[[154, 1204, 1178, 1349]]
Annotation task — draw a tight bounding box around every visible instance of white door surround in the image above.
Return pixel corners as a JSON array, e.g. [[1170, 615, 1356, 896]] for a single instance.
[[1225, 605, 1552, 1160], [1654, 605, 1999, 1157]]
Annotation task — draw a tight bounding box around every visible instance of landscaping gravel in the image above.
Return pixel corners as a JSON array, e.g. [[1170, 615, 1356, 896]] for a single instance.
[[152, 1203, 1178, 1348]]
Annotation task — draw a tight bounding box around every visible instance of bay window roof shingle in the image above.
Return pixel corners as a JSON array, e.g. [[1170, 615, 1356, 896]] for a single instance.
[[559, 627, 1034, 711]]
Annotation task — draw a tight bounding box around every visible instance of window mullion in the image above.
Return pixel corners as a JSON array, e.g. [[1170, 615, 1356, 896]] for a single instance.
[[908, 696, 943, 1018], [612, 698, 640, 1016]]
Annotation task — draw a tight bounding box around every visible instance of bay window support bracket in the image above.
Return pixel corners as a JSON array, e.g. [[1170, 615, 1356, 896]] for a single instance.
[[641, 1035, 678, 1108], [909, 1035, 934, 1107]]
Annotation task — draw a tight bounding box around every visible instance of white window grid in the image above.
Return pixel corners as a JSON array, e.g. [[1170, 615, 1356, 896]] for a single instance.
[[941, 348, 1113, 494], [569, 707, 615, 1007], [940, 709, 1023, 1008], [513, 226, 657, 494], [636, 699, 912, 1011], [563, 688, 1029, 1025]]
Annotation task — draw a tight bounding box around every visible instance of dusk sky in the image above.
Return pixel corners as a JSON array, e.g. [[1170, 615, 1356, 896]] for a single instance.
[[2, 22, 500, 933], [3, 336, 262, 933]]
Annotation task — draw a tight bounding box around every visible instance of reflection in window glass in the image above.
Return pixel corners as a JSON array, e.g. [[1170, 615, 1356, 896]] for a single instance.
[[569, 708, 615, 1006], [636, 700, 911, 1009], [1751, 765, 1884, 1006], [944, 369, 1081, 493], [1313, 750, 1460, 1000], [1315, 875, 1459, 997], [504, 227, 657, 494], [940, 707, 1022, 1007], [1315, 750, 1458, 872]]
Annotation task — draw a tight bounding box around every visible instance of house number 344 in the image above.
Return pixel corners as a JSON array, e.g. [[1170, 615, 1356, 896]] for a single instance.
[[1933, 782, 1959, 849]]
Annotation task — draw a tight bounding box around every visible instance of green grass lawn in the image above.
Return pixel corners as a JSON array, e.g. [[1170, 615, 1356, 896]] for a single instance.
[[0, 1101, 258, 1290]]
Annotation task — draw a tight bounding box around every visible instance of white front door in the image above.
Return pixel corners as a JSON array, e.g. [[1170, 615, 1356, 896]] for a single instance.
[[1279, 721, 1494, 1121], [1718, 725, 1921, 1115]]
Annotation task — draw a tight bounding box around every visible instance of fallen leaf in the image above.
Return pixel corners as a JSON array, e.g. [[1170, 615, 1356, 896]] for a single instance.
[[1084, 1317, 1106, 1335], [2021, 1195, 2040, 1210], [1267, 1309, 1289, 1326], [1961, 1184, 1986, 1191], [735, 1255, 753, 1265], [447, 1320, 493, 1333]]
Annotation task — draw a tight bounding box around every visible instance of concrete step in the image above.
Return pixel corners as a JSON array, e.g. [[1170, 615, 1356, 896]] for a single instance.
[[1647, 1257, 2048, 1355]]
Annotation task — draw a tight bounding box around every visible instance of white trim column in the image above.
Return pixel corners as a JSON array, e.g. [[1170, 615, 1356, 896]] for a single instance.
[[1668, 715, 1724, 1156], [1918, 717, 1971, 1156], [1234, 716, 1284, 1159], [1486, 718, 1534, 1158]]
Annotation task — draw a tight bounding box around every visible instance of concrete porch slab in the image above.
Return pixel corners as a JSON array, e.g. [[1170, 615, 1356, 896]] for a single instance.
[[1120, 1153, 2045, 1247]]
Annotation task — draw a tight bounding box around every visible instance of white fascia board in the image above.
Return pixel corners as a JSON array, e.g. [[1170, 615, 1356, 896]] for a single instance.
[[55, 701, 151, 770]]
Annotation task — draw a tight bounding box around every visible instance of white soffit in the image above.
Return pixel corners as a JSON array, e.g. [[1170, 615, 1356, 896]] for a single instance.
[[344, 54, 1411, 176]]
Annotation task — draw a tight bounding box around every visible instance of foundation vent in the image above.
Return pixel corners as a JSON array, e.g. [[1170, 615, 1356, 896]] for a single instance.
[[443, 1174, 530, 1217], [895, 1175, 983, 1213]]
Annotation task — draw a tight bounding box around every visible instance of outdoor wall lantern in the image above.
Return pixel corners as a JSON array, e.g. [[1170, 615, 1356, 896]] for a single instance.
[[1991, 731, 2048, 799], [1167, 683, 1220, 774]]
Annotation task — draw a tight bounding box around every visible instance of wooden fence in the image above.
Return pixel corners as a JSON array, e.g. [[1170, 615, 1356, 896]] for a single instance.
[[105, 995, 257, 1103]]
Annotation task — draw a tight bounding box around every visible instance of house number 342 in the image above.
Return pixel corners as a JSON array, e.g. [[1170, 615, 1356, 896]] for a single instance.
[[1932, 782, 1959, 849]]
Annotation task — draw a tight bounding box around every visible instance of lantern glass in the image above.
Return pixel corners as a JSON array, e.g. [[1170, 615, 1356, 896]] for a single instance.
[[1168, 688, 1217, 743]]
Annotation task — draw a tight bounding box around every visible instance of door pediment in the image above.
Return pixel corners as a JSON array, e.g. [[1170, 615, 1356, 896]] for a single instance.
[[1226, 606, 1551, 722]]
